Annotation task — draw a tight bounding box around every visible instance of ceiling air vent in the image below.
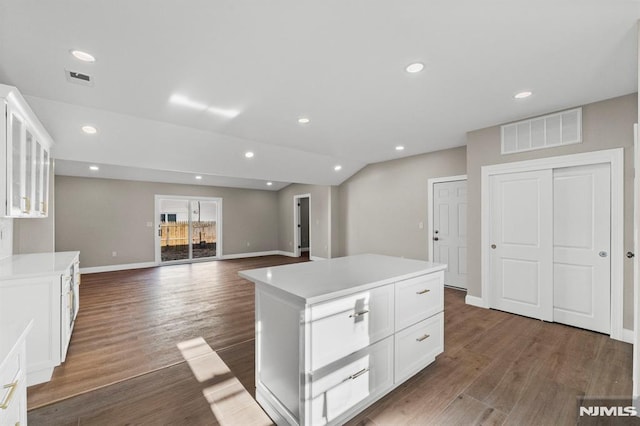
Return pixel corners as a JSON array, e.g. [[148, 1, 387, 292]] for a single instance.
[[501, 108, 582, 155], [65, 69, 94, 87]]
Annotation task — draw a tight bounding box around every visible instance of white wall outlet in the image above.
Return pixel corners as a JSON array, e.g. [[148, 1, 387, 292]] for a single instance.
[[419, 221, 424, 229], [112, 251, 117, 257], [247, 241, 251, 247]]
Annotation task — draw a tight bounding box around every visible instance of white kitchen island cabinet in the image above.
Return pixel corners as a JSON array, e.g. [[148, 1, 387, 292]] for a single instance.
[[239, 254, 446, 426], [0, 251, 80, 386]]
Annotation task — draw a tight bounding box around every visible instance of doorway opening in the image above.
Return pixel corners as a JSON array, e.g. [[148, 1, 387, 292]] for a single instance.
[[294, 194, 311, 258], [155, 195, 222, 264]]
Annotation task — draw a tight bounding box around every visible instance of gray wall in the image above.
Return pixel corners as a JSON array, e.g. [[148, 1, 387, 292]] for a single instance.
[[467, 93, 637, 329], [277, 184, 333, 259], [55, 176, 280, 267], [337, 146, 467, 259]]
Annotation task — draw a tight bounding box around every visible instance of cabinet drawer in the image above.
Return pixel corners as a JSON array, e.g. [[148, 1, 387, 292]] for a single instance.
[[0, 360, 22, 426], [310, 336, 393, 425], [0, 346, 21, 393], [310, 285, 394, 371], [395, 272, 443, 331], [394, 312, 443, 384]]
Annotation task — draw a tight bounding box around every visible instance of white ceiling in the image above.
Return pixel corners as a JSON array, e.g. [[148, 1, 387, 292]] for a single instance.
[[1, 0, 638, 188]]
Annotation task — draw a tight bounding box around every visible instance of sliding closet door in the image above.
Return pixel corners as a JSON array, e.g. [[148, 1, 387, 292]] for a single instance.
[[553, 164, 610, 333], [489, 170, 553, 321]]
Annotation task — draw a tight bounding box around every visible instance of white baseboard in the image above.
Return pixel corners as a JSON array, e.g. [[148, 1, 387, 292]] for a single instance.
[[621, 328, 634, 344], [81, 251, 306, 274], [310, 256, 326, 261], [277, 251, 298, 258], [81, 261, 157, 274], [221, 250, 281, 260], [465, 294, 489, 309]]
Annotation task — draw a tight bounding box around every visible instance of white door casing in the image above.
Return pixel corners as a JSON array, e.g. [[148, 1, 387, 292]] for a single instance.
[[553, 164, 611, 334], [489, 169, 554, 321], [433, 180, 468, 289]]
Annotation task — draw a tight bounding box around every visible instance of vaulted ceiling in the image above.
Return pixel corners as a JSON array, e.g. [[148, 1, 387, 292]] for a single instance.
[[1, 0, 638, 189]]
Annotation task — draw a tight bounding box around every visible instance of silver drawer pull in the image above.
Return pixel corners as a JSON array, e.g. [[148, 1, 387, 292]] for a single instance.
[[349, 310, 369, 318], [416, 334, 430, 342], [347, 368, 369, 381], [0, 381, 18, 410], [416, 289, 430, 295]]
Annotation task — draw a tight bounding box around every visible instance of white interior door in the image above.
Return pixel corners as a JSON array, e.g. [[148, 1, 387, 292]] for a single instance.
[[553, 164, 610, 334], [489, 170, 553, 321], [433, 180, 467, 289]]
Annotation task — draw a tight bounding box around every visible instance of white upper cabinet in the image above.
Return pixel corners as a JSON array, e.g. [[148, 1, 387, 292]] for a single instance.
[[1, 85, 53, 218]]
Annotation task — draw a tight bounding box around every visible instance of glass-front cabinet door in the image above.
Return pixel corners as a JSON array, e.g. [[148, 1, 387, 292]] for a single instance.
[[5, 103, 51, 217], [7, 107, 25, 216]]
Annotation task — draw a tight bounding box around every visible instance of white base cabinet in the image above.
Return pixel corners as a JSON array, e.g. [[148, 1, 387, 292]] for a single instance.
[[0, 252, 80, 386], [240, 254, 446, 426]]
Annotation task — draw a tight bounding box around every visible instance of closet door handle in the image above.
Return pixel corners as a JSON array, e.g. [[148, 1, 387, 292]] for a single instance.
[[416, 289, 430, 295], [349, 310, 369, 318]]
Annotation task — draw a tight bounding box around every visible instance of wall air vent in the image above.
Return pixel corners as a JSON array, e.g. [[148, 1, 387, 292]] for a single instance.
[[65, 69, 94, 87], [501, 108, 582, 155]]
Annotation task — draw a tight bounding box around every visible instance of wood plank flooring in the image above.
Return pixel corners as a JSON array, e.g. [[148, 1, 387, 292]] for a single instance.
[[27, 255, 308, 410], [28, 256, 632, 425]]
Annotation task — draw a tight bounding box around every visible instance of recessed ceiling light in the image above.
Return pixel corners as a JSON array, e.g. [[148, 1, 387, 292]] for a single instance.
[[298, 117, 310, 124], [89, 165, 99, 171], [208, 106, 240, 119], [405, 62, 424, 73], [514, 91, 533, 99], [334, 165, 342, 171], [195, 175, 203, 180], [170, 94, 240, 118], [245, 151, 254, 158], [70, 50, 96, 62], [82, 125, 97, 134], [395, 145, 405, 151], [266, 182, 273, 186]]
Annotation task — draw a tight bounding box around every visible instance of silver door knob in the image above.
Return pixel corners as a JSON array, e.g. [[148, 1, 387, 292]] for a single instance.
[[491, 244, 496, 249], [627, 251, 635, 259], [599, 251, 608, 258]]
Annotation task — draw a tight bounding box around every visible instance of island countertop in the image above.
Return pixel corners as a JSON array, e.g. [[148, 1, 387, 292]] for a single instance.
[[239, 253, 446, 304]]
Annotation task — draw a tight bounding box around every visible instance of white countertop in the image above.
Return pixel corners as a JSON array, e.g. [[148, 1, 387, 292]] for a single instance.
[[0, 320, 33, 367], [239, 254, 446, 304], [0, 251, 79, 280]]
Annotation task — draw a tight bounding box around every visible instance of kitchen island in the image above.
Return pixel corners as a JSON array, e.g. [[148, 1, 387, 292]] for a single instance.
[[239, 254, 446, 426]]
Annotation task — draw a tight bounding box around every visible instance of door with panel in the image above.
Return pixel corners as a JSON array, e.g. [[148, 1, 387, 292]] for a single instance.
[[433, 180, 468, 288], [489, 170, 554, 321], [553, 163, 610, 333]]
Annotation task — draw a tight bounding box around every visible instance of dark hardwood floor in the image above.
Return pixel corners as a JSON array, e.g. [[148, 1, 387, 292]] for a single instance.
[[28, 256, 632, 425]]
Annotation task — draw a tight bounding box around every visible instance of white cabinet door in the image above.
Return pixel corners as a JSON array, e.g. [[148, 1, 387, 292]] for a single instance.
[[489, 170, 553, 321], [6, 105, 26, 217], [433, 180, 468, 288], [553, 164, 611, 333]]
